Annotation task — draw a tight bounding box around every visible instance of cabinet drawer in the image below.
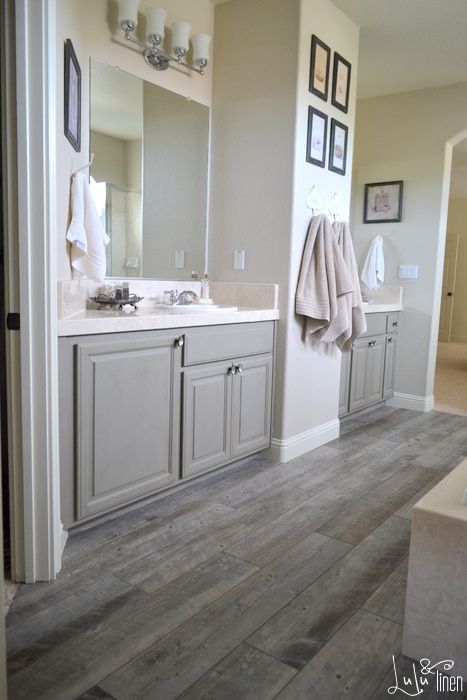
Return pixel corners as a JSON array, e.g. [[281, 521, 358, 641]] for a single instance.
[[183, 321, 274, 366], [361, 313, 387, 337], [386, 312, 400, 333]]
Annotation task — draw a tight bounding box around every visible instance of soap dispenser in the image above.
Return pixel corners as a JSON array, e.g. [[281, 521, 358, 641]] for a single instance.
[[201, 273, 209, 300]]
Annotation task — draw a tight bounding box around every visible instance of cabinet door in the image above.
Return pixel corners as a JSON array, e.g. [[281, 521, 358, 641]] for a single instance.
[[77, 335, 181, 519], [183, 361, 232, 477], [348, 339, 370, 413], [383, 334, 398, 399], [366, 336, 386, 404], [231, 355, 273, 460], [338, 349, 352, 417]]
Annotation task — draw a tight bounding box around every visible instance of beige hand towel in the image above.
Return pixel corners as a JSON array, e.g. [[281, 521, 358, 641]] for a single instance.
[[333, 221, 367, 352], [296, 214, 354, 346]]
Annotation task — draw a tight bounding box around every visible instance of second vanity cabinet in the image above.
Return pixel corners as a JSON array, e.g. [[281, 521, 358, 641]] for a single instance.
[[59, 321, 275, 527], [339, 311, 399, 417]]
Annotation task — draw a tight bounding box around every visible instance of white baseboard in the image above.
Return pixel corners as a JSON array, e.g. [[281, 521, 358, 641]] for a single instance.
[[387, 392, 434, 412], [60, 523, 68, 556], [268, 418, 340, 463]]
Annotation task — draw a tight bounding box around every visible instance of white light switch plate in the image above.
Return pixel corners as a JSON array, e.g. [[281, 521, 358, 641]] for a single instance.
[[234, 249, 245, 271], [175, 250, 185, 269], [399, 264, 418, 279]]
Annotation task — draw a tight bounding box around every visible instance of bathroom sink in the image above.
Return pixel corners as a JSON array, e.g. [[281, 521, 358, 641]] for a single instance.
[[157, 304, 238, 313]]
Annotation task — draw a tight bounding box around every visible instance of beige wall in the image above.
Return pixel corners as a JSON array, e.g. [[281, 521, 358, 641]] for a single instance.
[[90, 131, 127, 188], [56, 0, 214, 280], [447, 198, 467, 341], [351, 83, 467, 403], [210, 0, 359, 451]]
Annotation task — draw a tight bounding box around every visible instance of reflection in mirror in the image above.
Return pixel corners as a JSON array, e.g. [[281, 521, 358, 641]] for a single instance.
[[90, 60, 209, 280]]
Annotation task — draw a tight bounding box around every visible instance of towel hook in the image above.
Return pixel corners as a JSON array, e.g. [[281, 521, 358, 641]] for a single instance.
[[71, 152, 95, 178], [306, 185, 322, 215], [328, 192, 341, 222]]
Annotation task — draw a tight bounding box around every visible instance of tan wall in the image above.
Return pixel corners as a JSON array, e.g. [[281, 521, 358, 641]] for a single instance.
[[447, 198, 467, 341], [351, 83, 467, 400], [56, 0, 214, 280], [209, 0, 359, 446], [90, 131, 127, 188]]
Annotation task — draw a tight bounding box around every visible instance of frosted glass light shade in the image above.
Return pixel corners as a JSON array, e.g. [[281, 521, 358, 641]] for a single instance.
[[171, 21, 191, 53], [146, 7, 167, 39], [191, 33, 211, 62], [118, 0, 140, 28]]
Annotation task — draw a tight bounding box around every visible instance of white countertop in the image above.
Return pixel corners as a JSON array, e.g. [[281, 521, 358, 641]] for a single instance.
[[414, 457, 467, 524], [58, 306, 279, 337], [362, 301, 403, 314]]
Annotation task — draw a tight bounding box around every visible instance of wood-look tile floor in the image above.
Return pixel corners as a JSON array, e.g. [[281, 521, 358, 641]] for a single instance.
[[7, 408, 467, 700]]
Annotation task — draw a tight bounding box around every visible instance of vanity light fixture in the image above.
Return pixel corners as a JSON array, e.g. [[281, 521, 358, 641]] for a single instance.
[[117, 0, 211, 75]]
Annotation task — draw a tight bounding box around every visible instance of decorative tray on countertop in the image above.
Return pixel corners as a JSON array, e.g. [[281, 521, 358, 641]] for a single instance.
[[90, 293, 144, 310]]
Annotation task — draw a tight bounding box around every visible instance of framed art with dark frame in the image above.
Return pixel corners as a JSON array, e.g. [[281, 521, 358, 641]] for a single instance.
[[64, 38, 81, 152], [328, 118, 348, 175], [364, 180, 404, 223], [309, 35, 331, 101], [306, 106, 328, 168], [331, 52, 351, 114]]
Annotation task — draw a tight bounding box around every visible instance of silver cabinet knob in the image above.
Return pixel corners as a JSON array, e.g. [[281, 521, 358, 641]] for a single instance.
[[175, 335, 184, 348], [392, 321, 398, 327], [388, 337, 393, 344], [236, 363, 243, 374], [228, 364, 237, 375], [368, 340, 376, 348]]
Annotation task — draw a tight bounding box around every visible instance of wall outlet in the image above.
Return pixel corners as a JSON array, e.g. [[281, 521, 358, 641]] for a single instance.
[[399, 264, 419, 279], [234, 249, 245, 271], [175, 250, 185, 269]]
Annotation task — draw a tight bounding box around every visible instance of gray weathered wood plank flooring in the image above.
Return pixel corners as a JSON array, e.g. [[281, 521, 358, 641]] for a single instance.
[[6, 408, 467, 699]]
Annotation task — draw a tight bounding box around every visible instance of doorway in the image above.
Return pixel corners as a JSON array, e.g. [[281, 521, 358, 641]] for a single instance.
[[435, 138, 467, 415]]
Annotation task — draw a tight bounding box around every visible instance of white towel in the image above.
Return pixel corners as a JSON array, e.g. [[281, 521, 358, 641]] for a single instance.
[[361, 235, 384, 290], [333, 221, 367, 352], [66, 172, 110, 282], [296, 214, 354, 346]]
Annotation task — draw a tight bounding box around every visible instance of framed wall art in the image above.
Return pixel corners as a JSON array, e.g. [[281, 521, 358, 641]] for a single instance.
[[306, 106, 328, 168], [309, 35, 331, 101], [64, 38, 81, 152], [364, 181, 404, 223], [331, 52, 351, 114], [328, 118, 348, 175]]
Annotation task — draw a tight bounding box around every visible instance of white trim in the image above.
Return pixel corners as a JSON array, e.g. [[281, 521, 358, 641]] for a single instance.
[[267, 419, 340, 463], [387, 392, 434, 413], [15, 0, 61, 581]]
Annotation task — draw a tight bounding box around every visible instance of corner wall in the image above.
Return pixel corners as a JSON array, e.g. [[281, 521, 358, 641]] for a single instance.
[[351, 83, 467, 406], [210, 0, 359, 459]]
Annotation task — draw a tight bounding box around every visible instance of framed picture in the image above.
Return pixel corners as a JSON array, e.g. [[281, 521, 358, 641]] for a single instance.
[[364, 181, 404, 223], [306, 106, 328, 168], [309, 35, 331, 101], [64, 38, 81, 152], [328, 118, 348, 175], [331, 52, 351, 113]]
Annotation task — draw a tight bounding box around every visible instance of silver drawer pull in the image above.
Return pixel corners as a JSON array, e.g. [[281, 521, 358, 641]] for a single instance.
[[368, 340, 376, 348], [228, 364, 237, 375], [236, 363, 243, 374], [392, 321, 398, 327], [388, 337, 393, 344], [175, 335, 185, 348]]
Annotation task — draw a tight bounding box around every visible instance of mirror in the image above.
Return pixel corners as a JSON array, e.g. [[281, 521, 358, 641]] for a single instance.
[[90, 59, 209, 280]]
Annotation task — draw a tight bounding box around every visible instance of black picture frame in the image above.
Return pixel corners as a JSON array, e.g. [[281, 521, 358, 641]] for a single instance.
[[331, 52, 351, 114], [328, 118, 348, 175], [306, 106, 328, 168], [309, 35, 331, 101], [64, 38, 81, 152], [364, 181, 404, 223]]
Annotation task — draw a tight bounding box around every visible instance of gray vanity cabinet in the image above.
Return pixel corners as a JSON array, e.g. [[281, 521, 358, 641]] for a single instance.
[[339, 312, 400, 417], [76, 334, 181, 519], [231, 354, 273, 460], [183, 361, 232, 477]]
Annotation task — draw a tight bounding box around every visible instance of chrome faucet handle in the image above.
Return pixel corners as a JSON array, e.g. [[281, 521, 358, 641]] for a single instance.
[[178, 290, 198, 305], [164, 290, 179, 305]]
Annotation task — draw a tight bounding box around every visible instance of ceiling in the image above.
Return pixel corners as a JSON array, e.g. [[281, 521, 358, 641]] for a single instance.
[[211, 0, 467, 99]]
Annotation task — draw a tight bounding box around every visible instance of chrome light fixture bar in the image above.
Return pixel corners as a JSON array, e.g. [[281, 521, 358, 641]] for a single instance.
[[117, 1, 211, 75]]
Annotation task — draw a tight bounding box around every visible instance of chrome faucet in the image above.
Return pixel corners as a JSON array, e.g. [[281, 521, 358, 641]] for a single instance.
[[164, 289, 199, 305]]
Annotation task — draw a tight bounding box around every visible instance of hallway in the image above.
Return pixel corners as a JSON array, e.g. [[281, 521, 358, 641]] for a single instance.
[[435, 341, 467, 415], [6, 408, 467, 699]]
